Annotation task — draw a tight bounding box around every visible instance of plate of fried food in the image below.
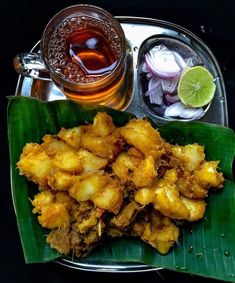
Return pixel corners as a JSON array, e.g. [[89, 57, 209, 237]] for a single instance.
[[8, 96, 235, 281]]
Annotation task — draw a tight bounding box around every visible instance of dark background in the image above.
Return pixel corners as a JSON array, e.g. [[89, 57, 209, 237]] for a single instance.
[[1, 1, 234, 282]]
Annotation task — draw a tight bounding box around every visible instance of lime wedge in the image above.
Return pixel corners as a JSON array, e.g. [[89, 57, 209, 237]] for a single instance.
[[178, 66, 216, 107]]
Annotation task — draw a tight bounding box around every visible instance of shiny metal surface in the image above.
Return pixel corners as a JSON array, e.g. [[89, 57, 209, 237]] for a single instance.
[[57, 258, 160, 273], [13, 52, 50, 81], [15, 16, 229, 272], [15, 16, 228, 126]]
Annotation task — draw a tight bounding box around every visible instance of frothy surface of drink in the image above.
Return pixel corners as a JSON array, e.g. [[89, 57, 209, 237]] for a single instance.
[[47, 16, 122, 84]]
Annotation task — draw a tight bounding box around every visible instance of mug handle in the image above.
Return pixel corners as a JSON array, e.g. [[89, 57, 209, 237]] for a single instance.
[[13, 53, 51, 81]]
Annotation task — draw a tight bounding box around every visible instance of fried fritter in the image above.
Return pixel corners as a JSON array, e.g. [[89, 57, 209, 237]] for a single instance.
[[180, 196, 206, 221], [57, 126, 83, 150], [80, 112, 122, 160], [112, 151, 142, 183], [38, 203, 69, 229], [132, 155, 157, 187], [170, 144, 205, 171], [41, 135, 73, 156], [194, 161, 224, 188], [92, 178, 123, 214], [31, 190, 54, 214], [131, 209, 179, 254], [17, 112, 224, 258], [46, 227, 71, 255], [134, 187, 155, 206], [119, 119, 165, 159], [110, 201, 142, 230], [47, 170, 76, 191], [69, 172, 107, 202], [77, 148, 108, 173], [17, 143, 54, 187]]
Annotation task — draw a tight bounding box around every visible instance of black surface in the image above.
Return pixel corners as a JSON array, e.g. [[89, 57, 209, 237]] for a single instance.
[[1, 1, 234, 282]]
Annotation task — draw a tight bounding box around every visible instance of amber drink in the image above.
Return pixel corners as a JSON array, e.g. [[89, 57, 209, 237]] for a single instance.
[[41, 5, 127, 107]]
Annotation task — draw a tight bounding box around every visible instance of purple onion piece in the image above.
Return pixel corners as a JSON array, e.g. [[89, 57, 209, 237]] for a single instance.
[[145, 79, 163, 105], [164, 102, 204, 119], [161, 77, 179, 94], [173, 52, 187, 69], [164, 94, 180, 104], [145, 46, 181, 79]]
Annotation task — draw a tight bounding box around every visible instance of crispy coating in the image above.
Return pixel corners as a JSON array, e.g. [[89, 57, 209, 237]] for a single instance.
[[134, 187, 155, 206], [194, 161, 224, 188], [112, 152, 142, 183], [134, 169, 207, 222], [92, 178, 123, 214], [176, 161, 224, 199], [153, 169, 189, 219], [57, 126, 83, 149], [131, 210, 179, 254], [17, 143, 54, 187], [81, 129, 121, 160], [170, 144, 205, 171], [47, 170, 76, 191], [76, 208, 102, 234], [47, 227, 71, 255], [80, 112, 122, 160], [69, 172, 107, 202], [132, 156, 157, 187], [41, 135, 73, 156], [119, 119, 165, 158], [112, 152, 156, 187], [17, 112, 224, 257], [77, 148, 108, 173], [31, 190, 54, 214], [180, 196, 206, 221], [38, 203, 69, 229], [110, 201, 142, 230], [53, 150, 83, 173], [92, 112, 116, 137], [154, 181, 190, 220]]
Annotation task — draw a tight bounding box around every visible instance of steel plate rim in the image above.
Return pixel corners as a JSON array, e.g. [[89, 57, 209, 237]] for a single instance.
[[13, 15, 229, 272]]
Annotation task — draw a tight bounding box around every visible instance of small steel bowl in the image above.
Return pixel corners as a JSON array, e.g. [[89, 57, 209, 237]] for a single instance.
[[137, 35, 212, 122]]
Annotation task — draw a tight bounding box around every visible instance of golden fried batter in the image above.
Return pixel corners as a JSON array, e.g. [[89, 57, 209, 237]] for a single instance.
[[110, 201, 142, 230], [120, 119, 165, 159], [17, 143, 54, 187], [17, 112, 224, 257], [170, 144, 205, 171], [131, 210, 179, 254], [57, 126, 83, 150], [38, 203, 69, 229], [69, 172, 107, 202], [92, 178, 123, 214]]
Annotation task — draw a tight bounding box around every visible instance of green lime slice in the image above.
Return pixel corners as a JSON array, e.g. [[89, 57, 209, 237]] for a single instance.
[[178, 66, 216, 107]]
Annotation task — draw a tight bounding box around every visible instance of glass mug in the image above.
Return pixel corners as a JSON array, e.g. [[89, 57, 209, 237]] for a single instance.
[[14, 4, 128, 108]]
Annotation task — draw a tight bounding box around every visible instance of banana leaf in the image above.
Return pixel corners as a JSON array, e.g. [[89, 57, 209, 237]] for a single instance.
[[8, 96, 235, 282]]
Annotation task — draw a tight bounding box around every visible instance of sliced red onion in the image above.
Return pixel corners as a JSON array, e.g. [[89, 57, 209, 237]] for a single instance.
[[145, 46, 181, 79], [164, 102, 184, 117], [173, 52, 187, 69], [179, 107, 204, 119], [161, 77, 179, 94], [147, 76, 159, 91], [164, 94, 180, 104], [142, 44, 203, 119], [149, 89, 163, 105], [164, 102, 204, 119], [145, 78, 163, 105]]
